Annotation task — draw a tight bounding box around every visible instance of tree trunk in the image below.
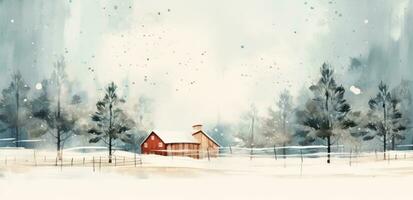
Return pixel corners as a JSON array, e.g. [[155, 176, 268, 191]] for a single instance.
[[391, 136, 395, 151], [14, 126, 19, 147], [15, 87, 20, 147], [325, 92, 331, 164], [134, 143, 137, 167], [57, 129, 61, 159], [327, 136, 331, 164], [57, 86, 62, 159], [383, 134, 387, 160], [109, 136, 112, 163], [108, 103, 113, 163], [250, 115, 255, 160], [383, 102, 387, 160], [282, 117, 287, 159]]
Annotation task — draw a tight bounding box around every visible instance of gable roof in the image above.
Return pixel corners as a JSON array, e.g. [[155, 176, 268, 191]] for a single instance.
[[192, 130, 221, 147], [141, 130, 200, 145]]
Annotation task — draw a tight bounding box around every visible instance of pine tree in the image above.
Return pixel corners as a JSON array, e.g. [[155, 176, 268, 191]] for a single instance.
[[88, 82, 134, 163], [0, 71, 31, 147], [31, 77, 81, 159], [296, 63, 356, 164], [262, 90, 293, 157], [30, 57, 82, 159], [363, 82, 407, 158]]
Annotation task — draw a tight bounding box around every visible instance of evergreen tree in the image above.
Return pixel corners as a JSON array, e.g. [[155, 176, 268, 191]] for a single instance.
[[296, 63, 356, 163], [363, 82, 407, 158], [392, 80, 412, 144], [30, 57, 83, 158], [31, 76, 81, 159], [262, 90, 294, 157], [0, 71, 31, 147], [88, 82, 134, 163]]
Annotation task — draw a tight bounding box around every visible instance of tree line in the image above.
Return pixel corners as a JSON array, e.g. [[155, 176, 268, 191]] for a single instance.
[[0, 57, 152, 163], [0, 58, 411, 164], [229, 63, 411, 163]]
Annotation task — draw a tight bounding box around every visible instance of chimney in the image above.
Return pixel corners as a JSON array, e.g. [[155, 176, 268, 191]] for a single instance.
[[192, 124, 203, 132]]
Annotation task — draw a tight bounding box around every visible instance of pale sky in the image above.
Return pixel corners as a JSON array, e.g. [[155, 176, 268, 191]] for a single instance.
[[0, 0, 411, 130]]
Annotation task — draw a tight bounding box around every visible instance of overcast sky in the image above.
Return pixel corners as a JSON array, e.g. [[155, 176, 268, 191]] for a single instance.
[[0, 0, 412, 130]]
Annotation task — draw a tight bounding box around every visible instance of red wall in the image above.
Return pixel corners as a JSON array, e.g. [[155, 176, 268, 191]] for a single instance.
[[141, 132, 167, 156]]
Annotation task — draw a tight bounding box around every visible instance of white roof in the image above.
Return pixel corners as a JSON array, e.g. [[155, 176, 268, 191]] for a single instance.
[[150, 130, 199, 144]]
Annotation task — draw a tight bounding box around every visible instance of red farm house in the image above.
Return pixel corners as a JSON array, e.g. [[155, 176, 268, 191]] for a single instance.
[[141, 125, 220, 159]]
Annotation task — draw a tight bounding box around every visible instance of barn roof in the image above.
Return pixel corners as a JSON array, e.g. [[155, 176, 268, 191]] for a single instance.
[[143, 130, 200, 144]]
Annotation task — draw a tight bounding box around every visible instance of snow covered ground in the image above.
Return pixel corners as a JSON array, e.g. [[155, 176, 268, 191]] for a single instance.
[[1, 148, 413, 200]]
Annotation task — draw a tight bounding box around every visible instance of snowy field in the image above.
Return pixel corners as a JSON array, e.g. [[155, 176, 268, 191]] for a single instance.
[[1, 148, 413, 200]]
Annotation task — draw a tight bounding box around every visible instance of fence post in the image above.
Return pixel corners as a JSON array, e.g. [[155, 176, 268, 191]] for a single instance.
[[349, 149, 352, 167], [60, 157, 63, 171], [83, 157, 85, 166], [71, 158, 73, 167], [99, 157, 101, 172], [300, 149, 303, 176], [134, 153, 137, 167], [388, 153, 390, 164], [55, 157, 58, 166], [115, 156, 117, 167], [33, 150, 37, 167], [273, 145, 277, 160], [207, 148, 210, 161], [93, 157, 95, 172], [250, 146, 253, 160]]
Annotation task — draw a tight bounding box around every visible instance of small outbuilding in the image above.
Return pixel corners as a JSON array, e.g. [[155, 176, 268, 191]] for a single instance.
[[192, 124, 220, 158]]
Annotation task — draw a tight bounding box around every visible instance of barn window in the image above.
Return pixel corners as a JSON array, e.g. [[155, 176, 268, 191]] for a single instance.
[[151, 135, 155, 140], [158, 142, 163, 147], [144, 143, 148, 148]]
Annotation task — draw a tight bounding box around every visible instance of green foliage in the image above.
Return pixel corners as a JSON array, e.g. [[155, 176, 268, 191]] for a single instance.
[[362, 81, 408, 149], [30, 58, 81, 153], [0, 71, 31, 145], [88, 82, 134, 145], [296, 63, 357, 144]]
